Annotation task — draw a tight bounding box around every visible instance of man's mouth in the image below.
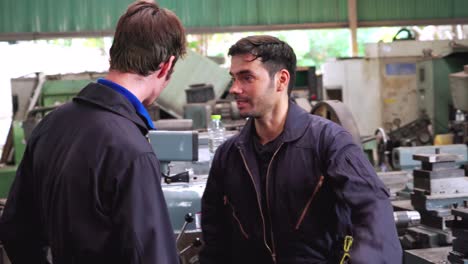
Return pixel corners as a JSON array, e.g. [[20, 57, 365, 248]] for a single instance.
[[235, 98, 249, 108], [235, 96, 249, 103]]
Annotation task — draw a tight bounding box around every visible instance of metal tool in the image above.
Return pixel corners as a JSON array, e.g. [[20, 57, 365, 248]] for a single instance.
[[176, 213, 195, 244], [179, 238, 202, 256], [394, 211, 421, 229]]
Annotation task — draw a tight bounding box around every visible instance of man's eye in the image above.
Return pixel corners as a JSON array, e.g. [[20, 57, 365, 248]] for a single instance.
[[244, 76, 253, 81]]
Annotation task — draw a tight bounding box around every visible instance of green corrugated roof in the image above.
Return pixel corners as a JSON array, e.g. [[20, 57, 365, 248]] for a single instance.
[[0, 0, 347, 36], [161, 0, 348, 27], [1, 0, 467, 40], [357, 0, 468, 22]]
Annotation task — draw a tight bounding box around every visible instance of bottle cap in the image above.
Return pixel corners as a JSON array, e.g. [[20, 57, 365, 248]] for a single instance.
[[211, 115, 221, 120]]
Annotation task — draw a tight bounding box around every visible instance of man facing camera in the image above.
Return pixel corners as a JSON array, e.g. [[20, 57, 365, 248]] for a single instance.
[[200, 35, 401, 264]]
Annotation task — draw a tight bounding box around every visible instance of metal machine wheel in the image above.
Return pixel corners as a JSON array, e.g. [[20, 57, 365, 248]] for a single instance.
[[310, 100, 361, 146], [374, 127, 393, 171]]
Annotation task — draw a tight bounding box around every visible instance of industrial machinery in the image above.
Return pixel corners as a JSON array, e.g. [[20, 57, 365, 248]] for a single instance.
[[0, 72, 106, 199], [401, 151, 468, 263], [373, 59, 468, 172], [149, 130, 198, 182], [148, 129, 207, 264], [375, 64, 468, 183], [292, 66, 322, 101], [311, 100, 362, 146], [416, 53, 468, 135], [323, 39, 468, 137], [449, 65, 468, 145], [394, 210, 421, 236], [392, 144, 468, 171], [375, 118, 433, 170], [449, 208, 468, 263], [404, 208, 468, 264]]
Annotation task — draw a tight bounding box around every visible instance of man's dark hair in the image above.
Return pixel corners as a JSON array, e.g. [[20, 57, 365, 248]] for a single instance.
[[228, 35, 297, 94], [110, 0, 187, 77]]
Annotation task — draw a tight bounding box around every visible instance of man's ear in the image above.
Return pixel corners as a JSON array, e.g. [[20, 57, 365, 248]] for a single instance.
[[157, 55, 175, 79], [276, 69, 290, 92]]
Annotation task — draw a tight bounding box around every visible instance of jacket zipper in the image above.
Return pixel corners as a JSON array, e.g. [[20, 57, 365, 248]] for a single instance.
[[295, 175, 324, 230], [265, 142, 284, 264], [224, 196, 249, 239], [238, 147, 274, 261]]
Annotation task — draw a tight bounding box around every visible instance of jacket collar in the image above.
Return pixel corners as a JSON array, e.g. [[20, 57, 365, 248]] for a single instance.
[[236, 100, 310, 147], [233, 100, 310, 195], [97, 78, 155, 129], [73, 82, 150, 132]]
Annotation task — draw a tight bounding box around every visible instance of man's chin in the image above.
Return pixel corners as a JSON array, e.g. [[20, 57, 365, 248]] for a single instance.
[[239, 111, 259, 119]]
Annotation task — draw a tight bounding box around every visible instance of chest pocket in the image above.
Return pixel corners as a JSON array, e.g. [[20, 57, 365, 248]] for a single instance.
[[294, 175, 324, 230], [284, 143, 354, 261], [224, 195, 249, 239]]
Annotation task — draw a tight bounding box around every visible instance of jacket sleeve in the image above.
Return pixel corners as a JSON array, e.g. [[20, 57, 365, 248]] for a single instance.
[[0, 146, 50, 263], [199, 148, 230, 264], [112, 152, 179, 264], [324, 130, 402, 264]]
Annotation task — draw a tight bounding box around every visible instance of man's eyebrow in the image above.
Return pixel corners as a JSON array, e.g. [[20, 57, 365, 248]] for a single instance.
[[229, 70, 253, 76]]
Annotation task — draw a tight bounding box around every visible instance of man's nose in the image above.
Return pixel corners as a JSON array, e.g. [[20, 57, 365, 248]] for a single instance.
[[229, 81, 241, 94]]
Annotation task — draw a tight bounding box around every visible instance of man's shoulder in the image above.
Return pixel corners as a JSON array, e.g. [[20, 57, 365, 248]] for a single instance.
[[305, 114, 348, 137], [41, 102, 150, 155]]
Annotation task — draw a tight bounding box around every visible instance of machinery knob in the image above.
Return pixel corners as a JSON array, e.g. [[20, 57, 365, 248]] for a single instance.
[[185, 213, 194, 223], [192, 238, 202, 247]]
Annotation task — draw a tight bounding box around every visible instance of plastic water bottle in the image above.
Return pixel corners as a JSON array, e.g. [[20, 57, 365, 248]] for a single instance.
[[208, 115, 225, 157], [455, 109, 465, 122]]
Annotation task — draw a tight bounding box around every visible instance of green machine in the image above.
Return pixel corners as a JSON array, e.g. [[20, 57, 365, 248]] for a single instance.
[[0, 121, 25, 198], [0, 72, 104, 198], [416, 53, 468, 135]]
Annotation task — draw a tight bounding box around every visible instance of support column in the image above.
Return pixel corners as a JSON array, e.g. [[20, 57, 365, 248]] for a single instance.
[[348, 0, 358, 56]]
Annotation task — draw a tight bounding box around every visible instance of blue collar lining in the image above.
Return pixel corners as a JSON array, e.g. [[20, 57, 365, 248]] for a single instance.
[[97, 78, 155, 129]]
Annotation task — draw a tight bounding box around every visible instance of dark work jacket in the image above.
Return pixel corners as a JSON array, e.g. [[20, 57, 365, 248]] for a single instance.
[[200, 102, 402, 264], [0, 82, 179, 264]]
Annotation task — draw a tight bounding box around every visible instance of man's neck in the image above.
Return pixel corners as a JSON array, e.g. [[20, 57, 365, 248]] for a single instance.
[[254, 98, 289, 145], [105, 71, 148, 104]]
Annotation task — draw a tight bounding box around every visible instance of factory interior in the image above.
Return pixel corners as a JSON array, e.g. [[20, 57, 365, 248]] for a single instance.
[[0, 0, 468, 263]]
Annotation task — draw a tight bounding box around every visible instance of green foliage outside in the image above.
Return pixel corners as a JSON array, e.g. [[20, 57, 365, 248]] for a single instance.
[[33, 27, 402, 70], [276, 29, 351, 67], [200, 27, 401, 70], [43, 38, 105, 49]]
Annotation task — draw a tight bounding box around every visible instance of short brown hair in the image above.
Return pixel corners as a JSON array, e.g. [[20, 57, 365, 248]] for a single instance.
[[228, 35, 297, 95], [110, 0, 187, 76]]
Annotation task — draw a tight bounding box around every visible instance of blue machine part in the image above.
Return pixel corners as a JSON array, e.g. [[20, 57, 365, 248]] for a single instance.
[[412, 192, 468, 212], [385, 63, 416, 76], [392, 144, 468, 170], [162, 179, 207, 232], [148, 130, 198, 162], [156, 131, 212, 233]]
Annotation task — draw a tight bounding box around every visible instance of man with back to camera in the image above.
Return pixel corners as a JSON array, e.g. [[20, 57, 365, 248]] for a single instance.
[[0, 1, 186, 263], [200, 35, 402, 264]]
